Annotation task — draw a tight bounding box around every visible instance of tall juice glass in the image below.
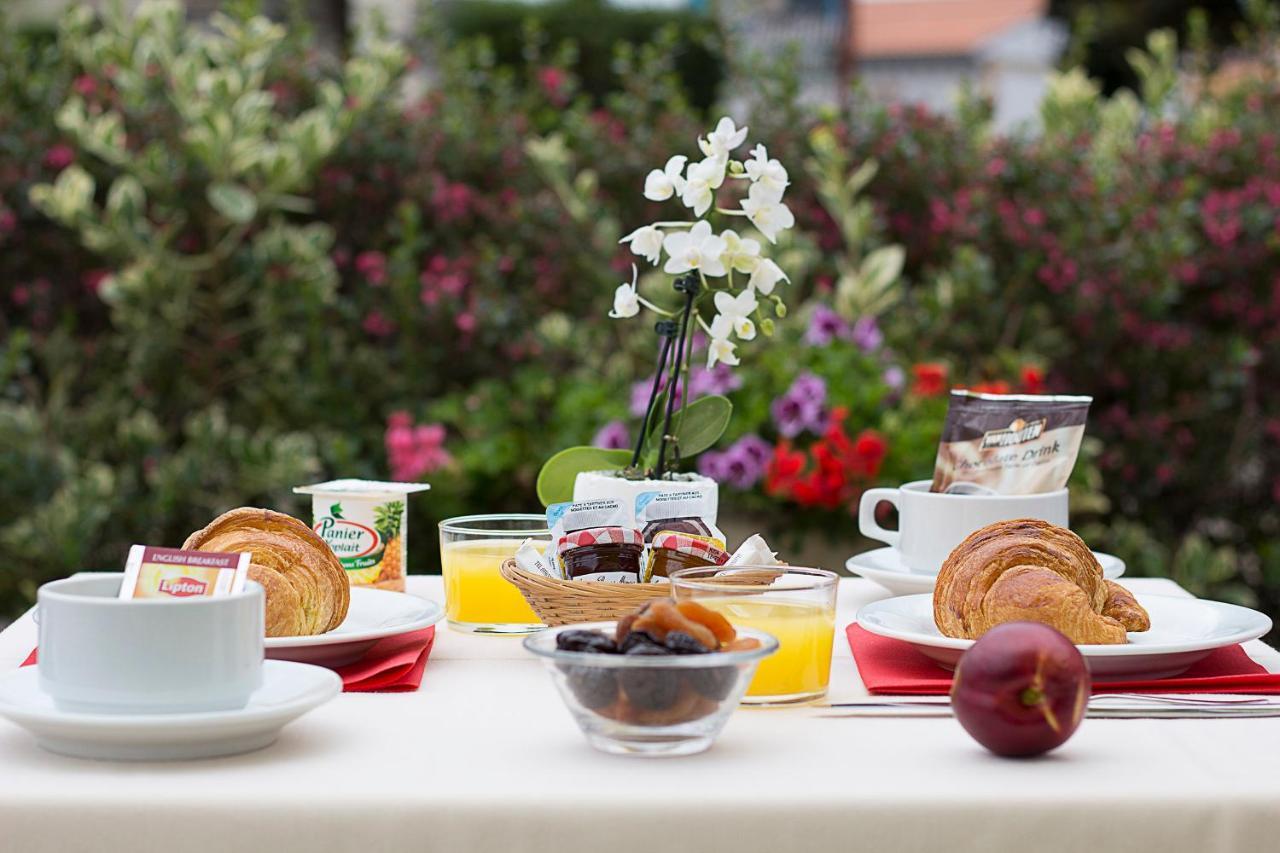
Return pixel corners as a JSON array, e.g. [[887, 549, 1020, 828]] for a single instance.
[[671, 566, 838, 705], [439, 514, 548, 634]]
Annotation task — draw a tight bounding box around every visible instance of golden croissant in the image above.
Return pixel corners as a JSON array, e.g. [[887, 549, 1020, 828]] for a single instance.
[[184, 507, 350, 637], [933, 519, 1150, 645]]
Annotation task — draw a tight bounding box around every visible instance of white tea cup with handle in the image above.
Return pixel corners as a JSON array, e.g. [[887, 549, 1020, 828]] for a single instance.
[[858, 480, 1069, 574]]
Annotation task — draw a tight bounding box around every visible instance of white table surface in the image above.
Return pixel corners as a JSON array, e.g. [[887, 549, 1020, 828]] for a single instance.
[[1, 576, 1278, 853]]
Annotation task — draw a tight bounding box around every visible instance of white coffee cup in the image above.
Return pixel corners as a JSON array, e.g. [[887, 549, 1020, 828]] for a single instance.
[[37, 574, 264, 714], [858, 480, 1069, 574]]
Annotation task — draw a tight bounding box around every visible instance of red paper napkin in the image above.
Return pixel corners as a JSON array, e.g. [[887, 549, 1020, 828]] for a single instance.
[[20, 625, 436, 694], [847, 623, 1280, 695]]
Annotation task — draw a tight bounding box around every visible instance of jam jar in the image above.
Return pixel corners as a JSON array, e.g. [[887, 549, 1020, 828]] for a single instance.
[[557, 527, 645, 582], [646, 532, 729, 580]]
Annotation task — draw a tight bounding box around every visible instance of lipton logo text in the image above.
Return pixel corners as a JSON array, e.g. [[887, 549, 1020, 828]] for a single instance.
[[158, 577, 208, 597]]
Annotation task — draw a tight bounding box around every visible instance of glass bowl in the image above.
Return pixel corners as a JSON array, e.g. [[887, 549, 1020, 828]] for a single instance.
[[524, 621, 778, 757]]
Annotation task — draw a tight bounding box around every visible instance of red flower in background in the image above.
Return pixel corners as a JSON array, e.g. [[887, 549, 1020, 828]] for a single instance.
[[911, 363, 948, 397], [764, 410, 889, 511], [1021, 365, 1045, 394], [43, 144, 75, 171], [970, 380, 1011, 395]]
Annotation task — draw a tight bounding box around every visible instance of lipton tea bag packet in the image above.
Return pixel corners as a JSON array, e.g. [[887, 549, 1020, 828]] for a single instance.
[[931, 391, 1092, 495], [294, 479, 430, 592], [635, 490, 726, 582], [546, 499, 644, 582], [120, 545, 249, 599]]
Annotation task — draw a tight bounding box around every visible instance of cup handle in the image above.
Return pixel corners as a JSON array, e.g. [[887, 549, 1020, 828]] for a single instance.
[[858, 488, 901, 548]]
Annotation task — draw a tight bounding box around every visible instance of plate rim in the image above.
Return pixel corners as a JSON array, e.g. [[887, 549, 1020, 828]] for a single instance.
[[0, 659, 340, 730], [846, 548, 1125, 580], [263, 587, 442, 649], [855, 592, 1273, 657]]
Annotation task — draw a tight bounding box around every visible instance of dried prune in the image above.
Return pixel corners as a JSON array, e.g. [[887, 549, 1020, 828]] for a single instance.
[[675, 600, 736, 646], [618, 658, 682, 711], [685, 666, 737, 701], [618, 630, 663, 654], [561, 665, 619, 709], [556, 629, 618, 654], [632, 599, 718, 650], [664, 630, 711, 655]]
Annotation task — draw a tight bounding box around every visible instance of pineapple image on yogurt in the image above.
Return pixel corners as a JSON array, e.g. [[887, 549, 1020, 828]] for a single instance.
[[294, 480, 429, 592]]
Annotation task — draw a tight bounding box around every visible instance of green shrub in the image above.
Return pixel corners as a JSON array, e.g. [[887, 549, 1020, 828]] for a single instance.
[[435, 0, 724, 110]]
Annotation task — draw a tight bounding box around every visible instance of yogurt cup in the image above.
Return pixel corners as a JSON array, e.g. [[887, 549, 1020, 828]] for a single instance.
[[293, 480, 430, 591]]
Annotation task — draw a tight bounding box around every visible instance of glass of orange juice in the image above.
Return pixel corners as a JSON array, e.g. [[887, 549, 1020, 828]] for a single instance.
[[670, 566, 838, 705], [439, 514, 548, 634]]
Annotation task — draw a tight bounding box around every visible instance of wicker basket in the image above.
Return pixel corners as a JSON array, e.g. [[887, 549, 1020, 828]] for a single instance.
[[499, 560, 787, 626], [499, 559, 670, 625]]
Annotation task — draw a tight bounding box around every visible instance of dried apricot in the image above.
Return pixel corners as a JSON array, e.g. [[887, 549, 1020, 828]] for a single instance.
[[721, 637, 762, 652], [631, 599, 717, 649], [675, 600, 736, 645]]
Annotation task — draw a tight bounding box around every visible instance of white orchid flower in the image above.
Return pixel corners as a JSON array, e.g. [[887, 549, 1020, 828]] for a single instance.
[[741, 187, 795, 244], [698, 117, 748, 162], [744, 144, 789, 203], [643, 155, 688, 202], [620, 224, 664, 265], [609, 265, 641, 319], [707, 314, 740, 368], [749, 258, 790, 295], [662, 220, 727, 276], [714, 288, 758, 340], [719, 229, 761, 274], [680, 157, 727, 216]]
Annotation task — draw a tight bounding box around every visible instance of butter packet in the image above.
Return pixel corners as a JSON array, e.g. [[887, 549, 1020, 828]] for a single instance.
[[635, 490, 725, 545], [120, 545, 249, 599], [514, 537, 559, 579]]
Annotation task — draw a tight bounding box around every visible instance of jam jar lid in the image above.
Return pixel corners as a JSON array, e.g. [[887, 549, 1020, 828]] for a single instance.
[[556, 526, 644, 556], [651, 532, 729, 565]]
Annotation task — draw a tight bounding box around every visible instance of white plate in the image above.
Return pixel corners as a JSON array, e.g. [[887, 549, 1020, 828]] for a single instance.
[[856, 593, 1273, 680], [0, 660, 340, 760], [265, 587, 443, 667], [846, 547, 1125, 597]]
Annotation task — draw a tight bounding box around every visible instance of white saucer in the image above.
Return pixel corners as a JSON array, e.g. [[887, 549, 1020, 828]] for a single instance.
[[856, 593, 1273, 680], [846, 547, 1125, 596], [0, 660, 340, 760], [266, 587, 443, 667]]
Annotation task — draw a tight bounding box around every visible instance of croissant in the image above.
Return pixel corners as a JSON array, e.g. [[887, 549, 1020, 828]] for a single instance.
[[933, 519, 1149, 645], [184, 507, 350, 637]]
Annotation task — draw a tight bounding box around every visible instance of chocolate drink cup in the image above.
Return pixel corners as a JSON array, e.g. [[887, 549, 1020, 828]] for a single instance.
[[857, 481, 1068, 574]]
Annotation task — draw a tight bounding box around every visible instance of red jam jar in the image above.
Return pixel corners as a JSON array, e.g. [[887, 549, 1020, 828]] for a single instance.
[[557, 527, 645, 582]]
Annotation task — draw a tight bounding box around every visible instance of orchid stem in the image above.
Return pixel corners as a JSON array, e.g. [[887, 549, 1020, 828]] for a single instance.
[[632, 322, 677, 469], [655, 275, 697, 480]]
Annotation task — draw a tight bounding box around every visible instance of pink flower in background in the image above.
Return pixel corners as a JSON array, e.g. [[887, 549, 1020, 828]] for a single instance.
[[537, 67, 568, 105], [355, 251, 387, 286], [386, 412, 452, 481], [593, 420, 630, 450], [43, 144, 75, 171], [454, 312, 476, 334], [0, 206, 16, 235], [73, 75, 97, 97], [362, 310, 395, 338], [431, 181, 474, 223]]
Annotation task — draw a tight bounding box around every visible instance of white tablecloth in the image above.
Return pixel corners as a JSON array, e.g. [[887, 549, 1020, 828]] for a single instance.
[[0, 576, 1278, 853]]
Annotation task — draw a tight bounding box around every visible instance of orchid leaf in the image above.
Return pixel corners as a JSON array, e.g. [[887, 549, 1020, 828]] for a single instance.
[[536, 446, 632, 507], [647, 394, 732, 462]]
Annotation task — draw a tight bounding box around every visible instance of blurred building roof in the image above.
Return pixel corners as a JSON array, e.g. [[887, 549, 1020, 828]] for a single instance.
[[851, 0, 1048, 59]]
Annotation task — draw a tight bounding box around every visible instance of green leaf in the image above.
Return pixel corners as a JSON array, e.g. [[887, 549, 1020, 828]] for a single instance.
[[648, 395, 732, 461], [330, 502, 343, 519], [207, 182, 257, 223], [536, 446, 632, 507]]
